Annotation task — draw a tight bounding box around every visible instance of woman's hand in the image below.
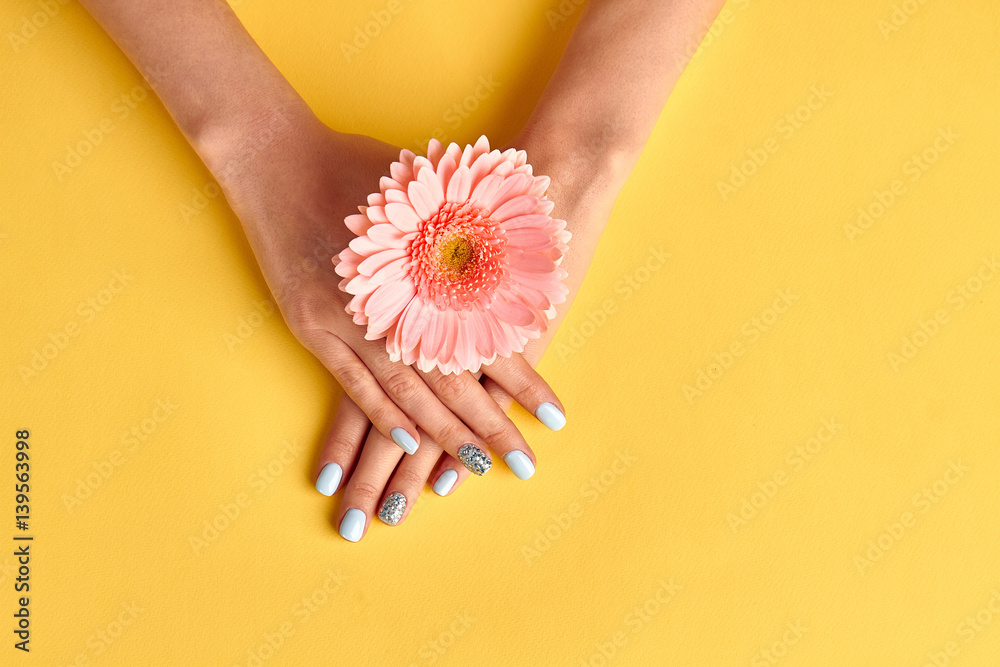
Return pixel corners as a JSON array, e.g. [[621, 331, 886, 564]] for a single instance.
[[313, 127, 627, 541]]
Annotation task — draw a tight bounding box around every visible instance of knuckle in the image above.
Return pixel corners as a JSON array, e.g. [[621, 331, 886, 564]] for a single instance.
[[479, 417, 514, 449], [434, 420, 466, 448], [347, 480, 382, 506], [393, 467, 427, 491], [433, 373, 470, 403], [331, 358, 368, 391], [384, 372, 421, 403]]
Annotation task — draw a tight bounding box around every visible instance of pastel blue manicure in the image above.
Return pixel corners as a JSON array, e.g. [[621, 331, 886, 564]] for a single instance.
[[503, 451, 535, 480], [315, 462, 343, 496], [433, 469, 458, 496], [535, 402, 566, 431], [339, 508, 366, 543], [390, 427, 419, 455]]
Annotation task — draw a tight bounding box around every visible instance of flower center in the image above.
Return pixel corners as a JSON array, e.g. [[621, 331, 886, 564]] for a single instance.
[[408, 201, 507, 310], [438, 235, 476, 277]]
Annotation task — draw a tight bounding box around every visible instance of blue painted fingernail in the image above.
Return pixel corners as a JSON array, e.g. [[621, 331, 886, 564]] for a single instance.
[[315, 462, 343, 496], [535, 402, 566, 431], [433, 469, 458, 496], [339, 508, 366, 542], [390, 427, 419, 455], [503, 451, 535, 480]]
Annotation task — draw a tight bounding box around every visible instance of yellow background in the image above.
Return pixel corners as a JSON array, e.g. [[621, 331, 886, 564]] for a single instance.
[[2, 0, 999, 664]]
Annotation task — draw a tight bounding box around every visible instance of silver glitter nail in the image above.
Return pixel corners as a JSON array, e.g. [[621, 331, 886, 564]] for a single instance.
[[378, 492, 406, 525], [458, 444, 491, 476]]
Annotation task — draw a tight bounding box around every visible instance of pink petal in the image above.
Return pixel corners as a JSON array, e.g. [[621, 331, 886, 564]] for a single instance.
[[345, 213, 371, 235], [408, 180, 442, 220], [505, 227, 553, 251], [437, 310, 458, 365], [468, 152, 494, 190], [366, 223, 410, 247], [400, 298, 431, 353], [501, 214, 552, 231], [365, 206, 389, 224], [427, 139, 445, 167], [390, 160, 412, 184], [470, 174, 502, 209], [488, 173, 533, 209], [369, 256, 409, 285], [417, 163, 446, 209], [365, 280, 416, 332], [345, 273, 375, 296], [530, 175, 551, 197], [472, 135, 490, 159], [379, 176, 405, 193], [385, 188, 409, 205], [384, 203, 421, 232], [367, 192, 386, 207], [349, 235, 383, 255], [358, 247, 409, 276], [492, 195, 540, 222], [444, 142, 463, 166], [447, 165, 472, 203], [509, 250, 556, 274], [411, 156, 434, 181], [437, 154, 458, 190], [489, 295, 534, 327]]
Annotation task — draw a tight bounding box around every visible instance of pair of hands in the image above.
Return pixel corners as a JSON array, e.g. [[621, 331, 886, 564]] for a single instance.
[[211, 110, 613, 542]]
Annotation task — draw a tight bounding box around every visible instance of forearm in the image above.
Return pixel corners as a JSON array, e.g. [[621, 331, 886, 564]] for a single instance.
[[77, 0, 309, 176], [521, 0, 726, 196]]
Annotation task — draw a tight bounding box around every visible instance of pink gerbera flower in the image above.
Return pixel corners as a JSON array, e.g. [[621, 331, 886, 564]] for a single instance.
[[334, 136, 570, 375]]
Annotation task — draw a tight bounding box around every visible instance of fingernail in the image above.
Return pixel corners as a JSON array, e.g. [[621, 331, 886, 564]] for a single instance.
[[433, 469, 459, 496], [315, 462, 343, 496], [339, 508, 366, 542], [535, 402, 566, 431], [458, 444, 491, 476], [503, 451, 535, 480], [390, 427, 419, 455], [378, 492, 406, 525]]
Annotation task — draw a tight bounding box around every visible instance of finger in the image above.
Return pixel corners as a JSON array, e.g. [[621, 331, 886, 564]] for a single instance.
[[375, 430, 443, 526], [302, 328, 421, 455], [428, 453, 472, 497], [421, 368, 536, 480], [314, 392, 370, 496], [336, 429, 404, 543], [352, 342, 495, 477], [482, 353, 567, 431]]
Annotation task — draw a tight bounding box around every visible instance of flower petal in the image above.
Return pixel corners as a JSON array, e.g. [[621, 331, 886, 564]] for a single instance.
[[508, 250, 556, 274], [358, 247, 409, 276], [345, 213, 371, 235], [437, 154, 458, 189], [369, 256, 409, 285], [505, 227, 553, 251], [492, 194, 540, 222], [384, 203, 421, 232], [400, 297, 431, 353], [366, 223, 410, 247], [447, 165, 472, 203], [417, 162, 446, 209], [489, 295, 534, 327], [427, 139, 445, 167], [365, 280, 416, 332], [408, 180, 442, 221]]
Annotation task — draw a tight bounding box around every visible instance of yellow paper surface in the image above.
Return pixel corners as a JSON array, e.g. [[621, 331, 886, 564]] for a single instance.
[[2, 0, 999, 665]]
